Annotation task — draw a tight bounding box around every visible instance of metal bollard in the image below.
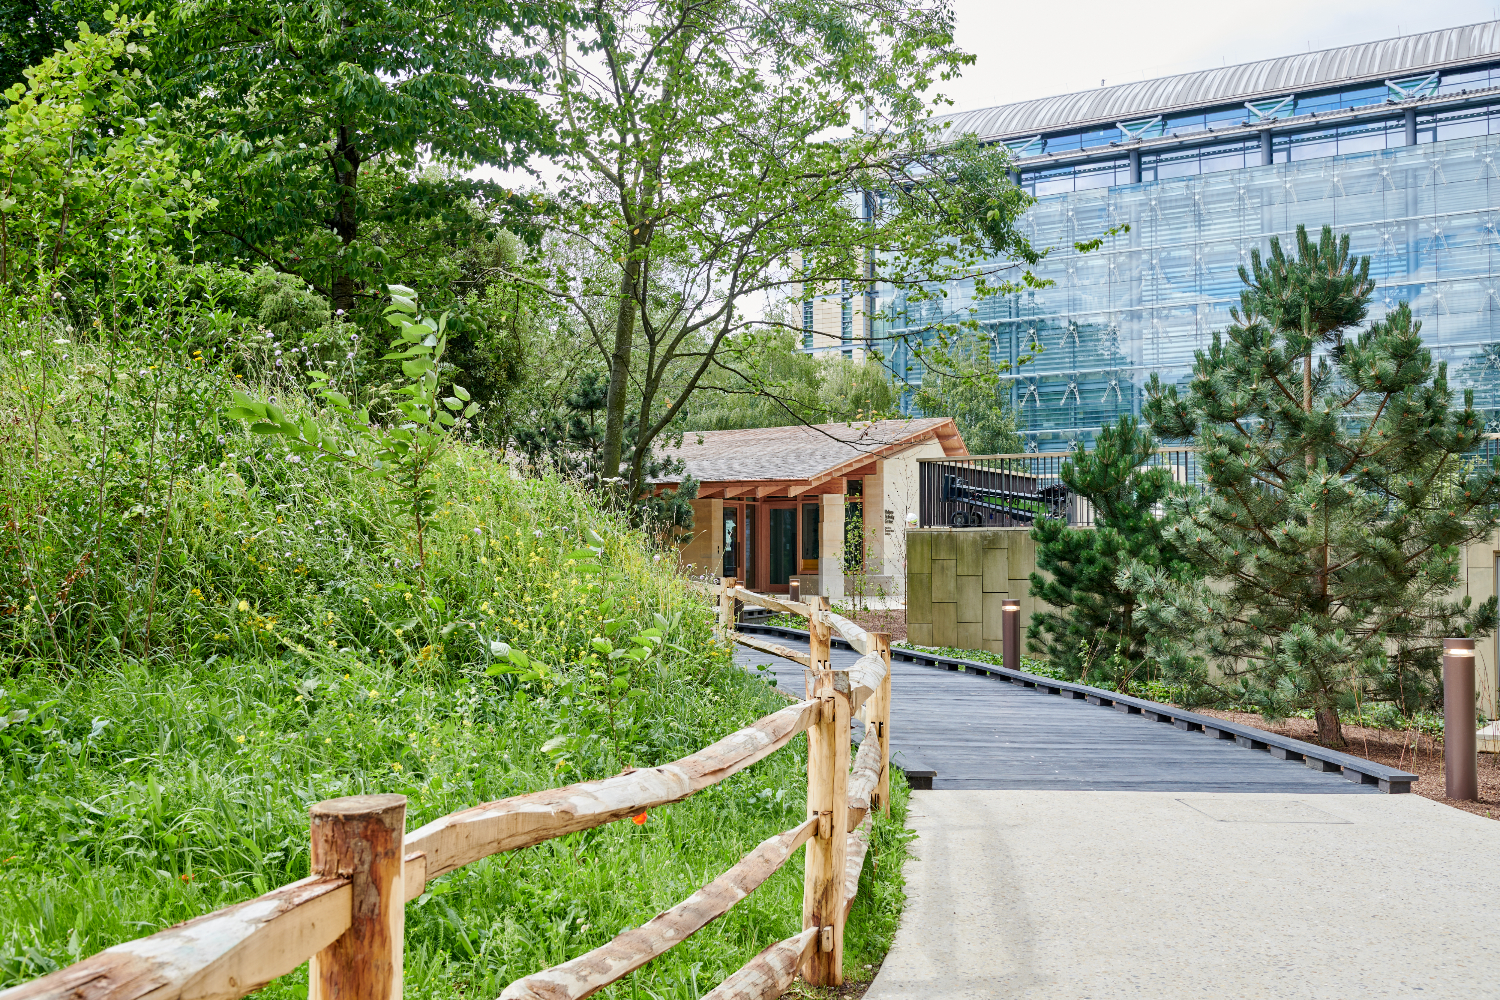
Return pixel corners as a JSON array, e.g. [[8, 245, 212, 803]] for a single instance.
[[789, 579, 801, 604], [1002, 599, 1020, 673], [1444, 638, 1479, 801]]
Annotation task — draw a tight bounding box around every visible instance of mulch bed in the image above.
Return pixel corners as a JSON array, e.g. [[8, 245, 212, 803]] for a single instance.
[[840, 607, 906, 643], [1194, 708, 1500, 820]]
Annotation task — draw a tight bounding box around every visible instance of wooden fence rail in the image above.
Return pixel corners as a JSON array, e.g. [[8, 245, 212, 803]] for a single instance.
[[0, 578, 892, 1000]]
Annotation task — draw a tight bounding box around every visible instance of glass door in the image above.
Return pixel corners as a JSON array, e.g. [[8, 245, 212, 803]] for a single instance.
[[722, 506, 740, 579], [768, 507, 797, 587], [801, 503, 820, 575], [743, 504, 756, 590]]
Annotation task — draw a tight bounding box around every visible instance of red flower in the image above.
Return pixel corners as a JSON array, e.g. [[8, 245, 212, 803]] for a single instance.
[[632, 811, 648, 825]]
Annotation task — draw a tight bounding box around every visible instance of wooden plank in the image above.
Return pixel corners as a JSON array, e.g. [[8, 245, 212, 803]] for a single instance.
[[846, 722, 882, 832], [699, 929, 818, 1000], [499, 818, 818, 1000], [0, 878, 352, 1000], [406, 699, 823, 881], [731, 631, 811, 667], [308, 795, 405, 1000], [729, 586, 813, 619], [402, 852, 427, 903], [843, 816, 873, 921], [823, 612, 869, 655], [847, 650, 887, 715]]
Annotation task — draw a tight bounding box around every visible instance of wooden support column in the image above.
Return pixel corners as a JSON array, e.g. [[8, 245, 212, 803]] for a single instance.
[[802, 599, 849, 986], [869, 632, 892, 816], [309, 794, 406, 1000]]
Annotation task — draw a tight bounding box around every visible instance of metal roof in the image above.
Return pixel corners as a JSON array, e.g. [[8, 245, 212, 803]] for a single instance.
[[936, 20, 1500, 143]]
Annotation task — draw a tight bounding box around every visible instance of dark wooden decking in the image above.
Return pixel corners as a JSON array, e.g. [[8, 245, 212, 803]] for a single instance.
[[735, 636, 1378, 794]]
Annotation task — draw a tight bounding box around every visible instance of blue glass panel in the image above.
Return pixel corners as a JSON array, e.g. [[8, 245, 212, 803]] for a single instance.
[[880, 131, 1500, 449]]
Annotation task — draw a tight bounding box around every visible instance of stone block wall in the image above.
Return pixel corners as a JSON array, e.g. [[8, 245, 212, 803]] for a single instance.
[[905, 527, 1049, 654], [907, 527, 1500, 718]]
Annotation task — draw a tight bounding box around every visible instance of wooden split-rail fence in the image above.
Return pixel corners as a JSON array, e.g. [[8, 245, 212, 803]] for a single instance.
[[0, 578, 892, 1000]]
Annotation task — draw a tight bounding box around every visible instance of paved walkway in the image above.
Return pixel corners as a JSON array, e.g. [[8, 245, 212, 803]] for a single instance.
[[734, 633, 1500, 997], [866, 791, 1500, 998]]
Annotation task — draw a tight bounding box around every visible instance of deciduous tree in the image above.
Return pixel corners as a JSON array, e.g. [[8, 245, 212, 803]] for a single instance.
[[515, 0, 1047, 501], [156, 0, 554, 312]]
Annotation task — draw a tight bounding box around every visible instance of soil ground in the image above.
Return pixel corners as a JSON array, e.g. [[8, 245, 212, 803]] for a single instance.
[[841, 607, 906, 643], [1194, 708, 1500, 820]]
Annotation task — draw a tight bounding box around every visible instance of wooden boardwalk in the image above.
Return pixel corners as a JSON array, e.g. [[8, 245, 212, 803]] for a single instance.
[[735, 634, 1377, 795]]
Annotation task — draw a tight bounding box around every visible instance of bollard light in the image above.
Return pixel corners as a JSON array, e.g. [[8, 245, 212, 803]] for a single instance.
[[789, 579, 801, 604], [1444, 638, 1479, 801], [1002, 599, 1021, 674]]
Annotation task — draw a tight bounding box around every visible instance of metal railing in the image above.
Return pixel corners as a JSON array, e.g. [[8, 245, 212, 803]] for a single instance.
[[916, 450, 1201, 529], [919, 435, 1500, 529]]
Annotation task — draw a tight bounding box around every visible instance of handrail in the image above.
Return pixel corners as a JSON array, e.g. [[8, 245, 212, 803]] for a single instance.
[[0, 876, 353, 1000], [918, 446, 1203, 462], [405, 697, 823, 881], [701, 929, 819, 1000], [732, 630, 812, 668], [500, 817, 819, 1000], [0, 578, 896, 1000]]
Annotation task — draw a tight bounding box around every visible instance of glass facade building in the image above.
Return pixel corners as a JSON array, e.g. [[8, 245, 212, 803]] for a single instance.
[[876, 21, 1500, 451]]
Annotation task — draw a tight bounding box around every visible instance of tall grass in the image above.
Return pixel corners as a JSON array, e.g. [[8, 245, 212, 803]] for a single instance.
[[0, 308, 913, 998]]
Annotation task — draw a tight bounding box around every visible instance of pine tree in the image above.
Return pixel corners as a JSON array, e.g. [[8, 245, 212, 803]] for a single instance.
[[1028, 416, 1194, 688], [1137, 224, 1500, 746]]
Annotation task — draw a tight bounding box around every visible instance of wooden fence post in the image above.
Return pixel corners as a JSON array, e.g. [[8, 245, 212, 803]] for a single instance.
[[802, 599, 849, 986], [869, 632, 892, 816], [309, 794, 407, 1000], [719, 577, 737, 638], [805, 597, 830, 697]]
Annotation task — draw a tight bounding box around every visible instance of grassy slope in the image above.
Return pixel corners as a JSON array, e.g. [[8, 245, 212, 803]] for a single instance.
[[0, 342, 912, 999]]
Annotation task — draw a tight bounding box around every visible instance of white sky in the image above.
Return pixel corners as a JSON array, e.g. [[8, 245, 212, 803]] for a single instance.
[[491, 2, 1499, 188], [936, 0, 1498, 115]]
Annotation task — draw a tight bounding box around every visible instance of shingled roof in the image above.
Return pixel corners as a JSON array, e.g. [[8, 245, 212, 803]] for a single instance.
[[657, 418, 966, 497]]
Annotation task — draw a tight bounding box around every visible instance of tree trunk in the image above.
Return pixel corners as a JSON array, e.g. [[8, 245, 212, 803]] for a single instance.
[[1314, 703, 1344, 748], [331, 124, 362, 315], [601, 256, 639, 481]]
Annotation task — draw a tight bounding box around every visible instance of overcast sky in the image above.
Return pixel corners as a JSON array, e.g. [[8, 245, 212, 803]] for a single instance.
[[938, 1, 1498, 114], [490, 2, 1498, 188]]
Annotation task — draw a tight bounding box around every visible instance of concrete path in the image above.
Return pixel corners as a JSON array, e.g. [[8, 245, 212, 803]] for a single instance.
[[865, 791, 1500, 998], [735, 635, 1372, 793]]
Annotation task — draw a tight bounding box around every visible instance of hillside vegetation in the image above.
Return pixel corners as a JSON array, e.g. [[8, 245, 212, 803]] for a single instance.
[[0, 312, 911, 997]]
